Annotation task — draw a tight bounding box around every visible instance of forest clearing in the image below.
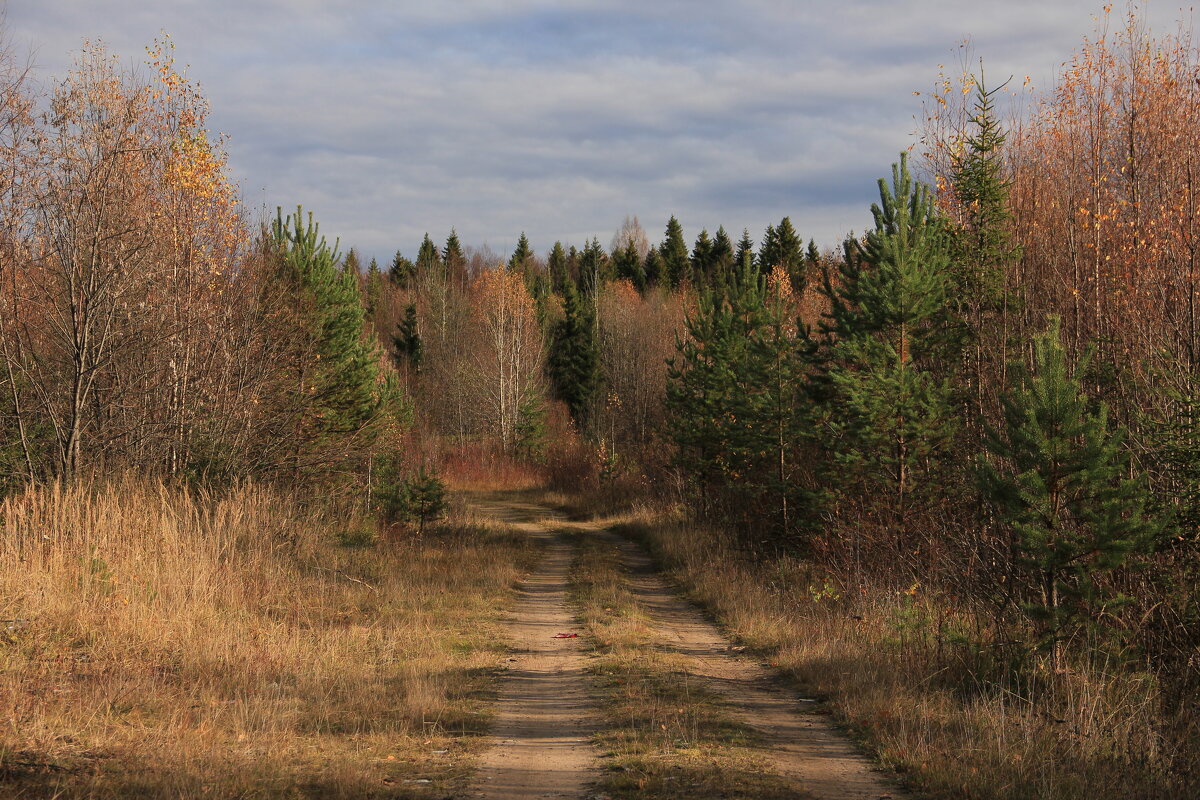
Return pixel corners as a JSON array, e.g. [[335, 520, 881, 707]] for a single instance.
[[3, 2, 1200, 799]]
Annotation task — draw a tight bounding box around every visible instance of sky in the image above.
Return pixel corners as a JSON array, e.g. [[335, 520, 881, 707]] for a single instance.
[[3, 1, 1193, 264]]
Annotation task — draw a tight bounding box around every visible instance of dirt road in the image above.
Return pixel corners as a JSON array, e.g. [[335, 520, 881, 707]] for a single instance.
[[464, 498, 597, 800], [463, 495, 900, 800], [600, 531, 897, 800]]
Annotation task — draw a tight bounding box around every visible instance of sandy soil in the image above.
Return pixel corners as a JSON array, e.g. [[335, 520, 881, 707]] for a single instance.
[[461, 495, 901, 800]]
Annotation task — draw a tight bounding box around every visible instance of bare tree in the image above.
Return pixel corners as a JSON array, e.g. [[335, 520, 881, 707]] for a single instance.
[[610, 214, 650, 261]]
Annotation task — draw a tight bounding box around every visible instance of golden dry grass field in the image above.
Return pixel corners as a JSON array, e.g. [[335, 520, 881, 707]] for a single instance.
[[0, 480, 540, 799]]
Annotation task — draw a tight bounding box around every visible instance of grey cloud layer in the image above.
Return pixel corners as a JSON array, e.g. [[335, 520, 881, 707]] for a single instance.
[[5, 1, 1192, 261]]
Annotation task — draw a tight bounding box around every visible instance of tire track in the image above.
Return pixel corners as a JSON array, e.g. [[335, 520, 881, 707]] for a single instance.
[[463, 498, 597, 800]]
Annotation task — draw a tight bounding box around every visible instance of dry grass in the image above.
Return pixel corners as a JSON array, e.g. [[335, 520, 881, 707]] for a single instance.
[[568, 530, 800, 800], [438, 443, 546, 491], [611, 509, 1188, 800], [0, 478, 540, 798]]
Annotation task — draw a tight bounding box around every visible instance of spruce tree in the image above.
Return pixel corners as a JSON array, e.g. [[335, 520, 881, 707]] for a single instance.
[[759, 217, 805, 292], [548, 241, 570, 295], [950, 72, 1019, 315], [666, 257, 813, 536], [613, 239, 645, 290], [342, 247, 361, 276], [690, 229, 713, 287], [643, 247, 663, 288], [660, 216, 690, 288], [442, 229, 465, 284], [392, 303, 422, 373], [577, 237, 608, 299], [509, 231, 532, 273], [549, 279, 599, 430], [364, 257, 384, 319], [711, 226, 735, 285], [950, 71, 1022, 419], [734, 228, 756, 273], [415, 233, 441, 278], [978, 320, 1157, 659], [666, 260, 768, 517], [389, 250, 415, 288]]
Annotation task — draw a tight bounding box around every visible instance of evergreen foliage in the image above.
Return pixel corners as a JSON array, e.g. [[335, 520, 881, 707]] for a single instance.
[[690, 229, 713, 285], [950, 72, 1020, 315], [364, 257, 383, 319], [613, 238, 645, 290], [759, 217, 806, 293], [734, 228, 756, 273], [377, 466, 448, 534], [416, 233, 442, 278], [508, 231, 532, 273], [271, 206, 388, 450], [660, 216, 690, 288], [548, 241, 570, 295], [549, 279, 600, 430], [577, 237, 608, 298], [642, 247, 662, 288], [978, 320, 1158, 654], [442, 230, 465, 280], [711, 226, 735, 285], [389, 250, 415, 288], [342, 248, 361, 276], [392, 303, 422, 373], [819, 155, 957, 520], [666, 260, 811, 539]]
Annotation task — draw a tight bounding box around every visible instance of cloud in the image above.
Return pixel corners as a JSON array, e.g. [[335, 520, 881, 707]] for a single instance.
[[4, 1, 1194, 262]]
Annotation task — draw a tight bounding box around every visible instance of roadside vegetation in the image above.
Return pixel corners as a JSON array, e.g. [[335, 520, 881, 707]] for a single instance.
[[609, 510, 1187, 800], [0, 480, 539, 798]]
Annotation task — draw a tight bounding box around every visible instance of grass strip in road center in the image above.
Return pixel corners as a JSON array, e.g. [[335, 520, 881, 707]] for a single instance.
[[568, 530, 803, 800]]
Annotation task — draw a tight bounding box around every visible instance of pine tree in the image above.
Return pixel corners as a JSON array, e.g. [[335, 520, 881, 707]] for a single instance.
[[549, 279, 599, 430], [978, 319, 1158, 659], [819, 155, 957, 526], [271, 207, 388, 469], [660, 216, 690, 288]]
